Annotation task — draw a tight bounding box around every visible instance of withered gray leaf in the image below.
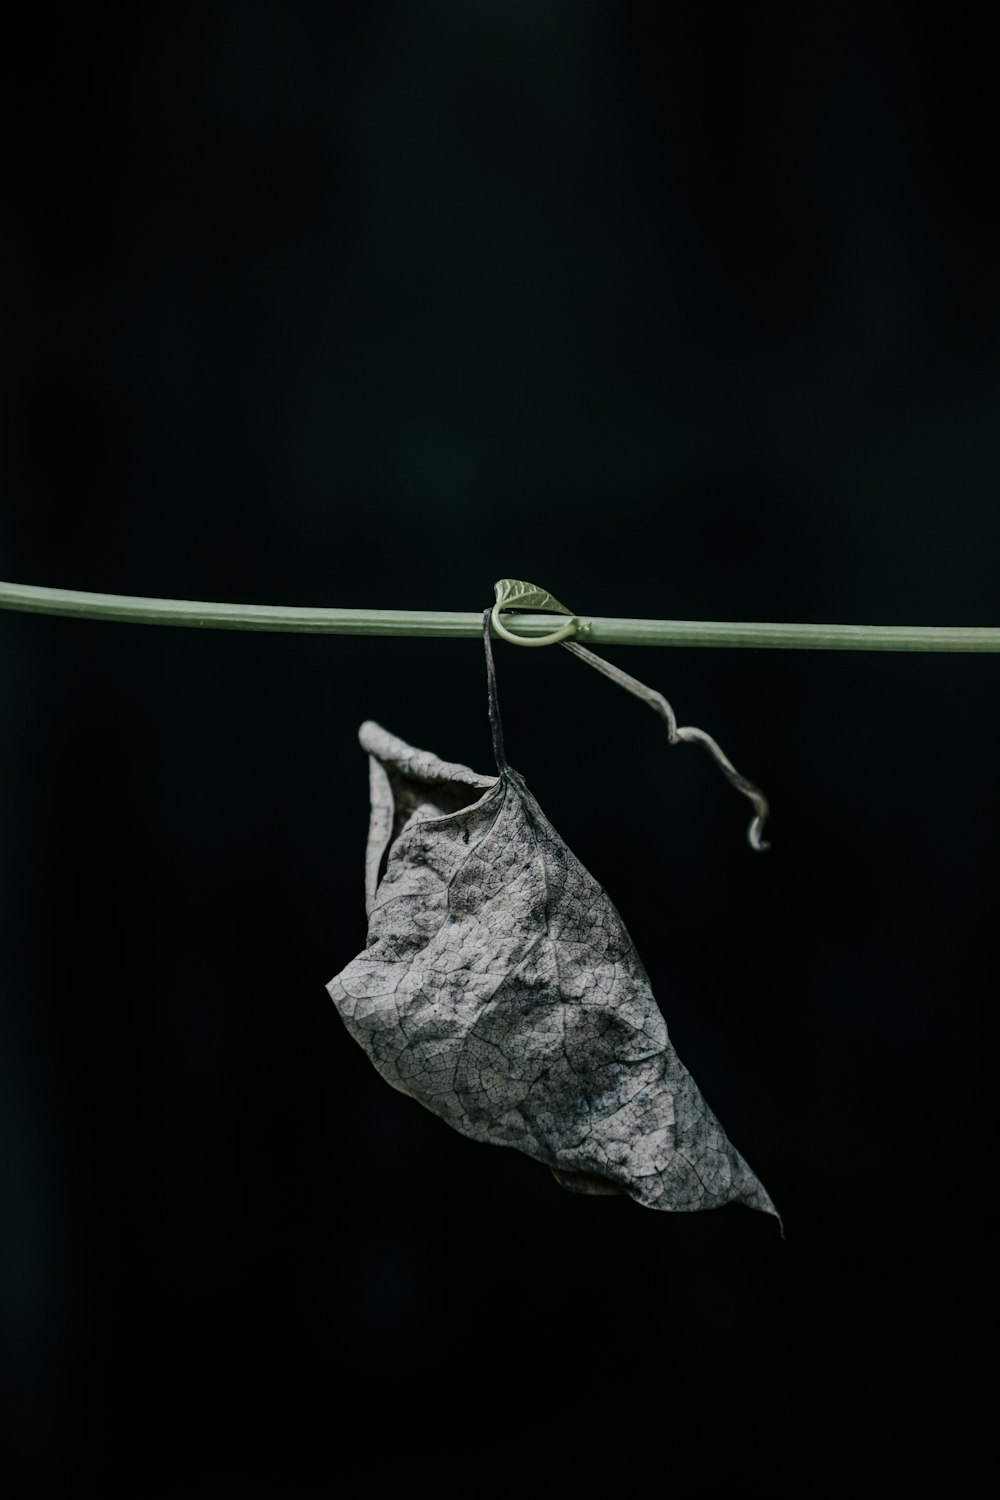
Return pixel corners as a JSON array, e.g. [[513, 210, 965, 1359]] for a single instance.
[[328, 720, 776, 1218]]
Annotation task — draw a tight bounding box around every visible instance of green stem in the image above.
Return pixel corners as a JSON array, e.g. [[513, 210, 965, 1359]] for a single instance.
[[1, 579, 999, 651]]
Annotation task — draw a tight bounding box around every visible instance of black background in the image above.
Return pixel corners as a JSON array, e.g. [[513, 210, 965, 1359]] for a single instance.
[[1, 3, 997, 1495]]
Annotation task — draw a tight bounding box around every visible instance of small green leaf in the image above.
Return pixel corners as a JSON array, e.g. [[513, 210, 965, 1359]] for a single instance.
[[493, 578, 573, 617]]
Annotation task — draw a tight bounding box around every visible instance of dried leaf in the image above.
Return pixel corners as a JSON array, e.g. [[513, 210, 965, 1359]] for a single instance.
[[328, 700, 777, 1218]]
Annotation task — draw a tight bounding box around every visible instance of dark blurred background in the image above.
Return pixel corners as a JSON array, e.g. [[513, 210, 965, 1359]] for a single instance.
[[1, 2, 997, 1494]]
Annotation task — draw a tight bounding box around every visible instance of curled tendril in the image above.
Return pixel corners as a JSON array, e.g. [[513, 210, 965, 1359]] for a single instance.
[[560, 640, 770, 851]]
